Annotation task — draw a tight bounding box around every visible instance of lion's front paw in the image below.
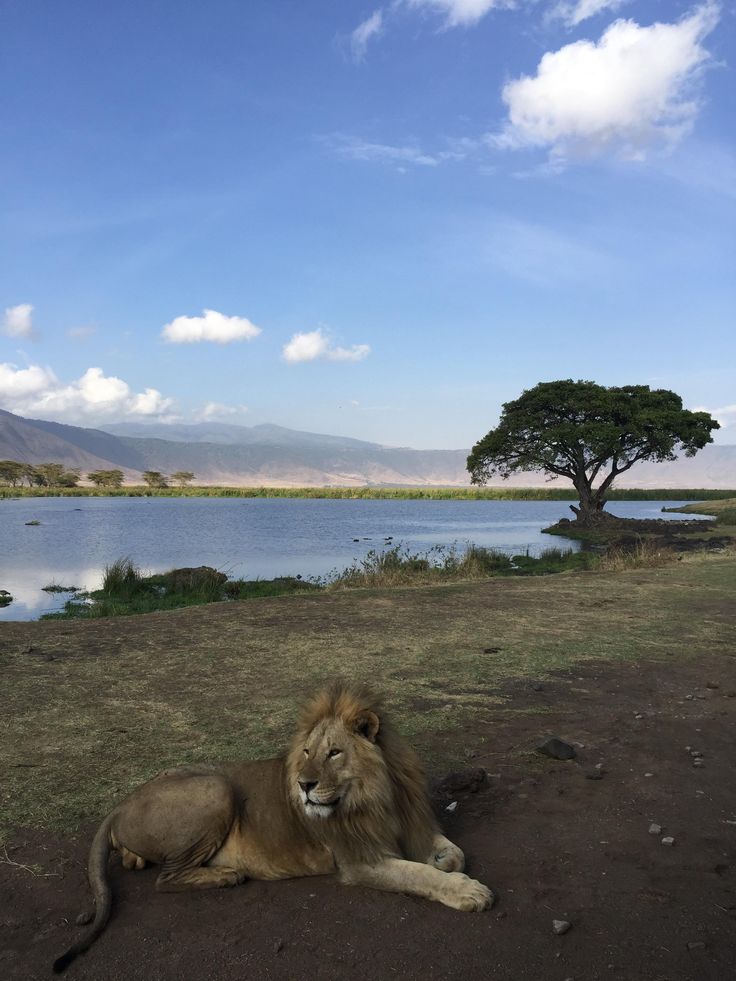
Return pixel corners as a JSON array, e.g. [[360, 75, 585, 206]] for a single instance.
[[442, 872, 494, 912], [430, 837, 465, 873]]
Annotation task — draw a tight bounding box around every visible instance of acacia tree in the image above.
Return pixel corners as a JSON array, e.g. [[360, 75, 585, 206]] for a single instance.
[[142, 470, 168, 488], [87, 469, 125, 488], [171, 470, 195, 487], [467, 380, 719, 524]]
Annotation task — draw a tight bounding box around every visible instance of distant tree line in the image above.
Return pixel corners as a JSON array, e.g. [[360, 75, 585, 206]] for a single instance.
[[0, 460, 195, 489]]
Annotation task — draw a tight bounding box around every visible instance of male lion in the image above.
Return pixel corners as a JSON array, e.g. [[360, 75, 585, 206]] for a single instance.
[[54, 683, 493, 973]]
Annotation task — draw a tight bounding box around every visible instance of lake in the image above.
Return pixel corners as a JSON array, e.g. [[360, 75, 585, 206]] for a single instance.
[[0, 496, 703, 620]]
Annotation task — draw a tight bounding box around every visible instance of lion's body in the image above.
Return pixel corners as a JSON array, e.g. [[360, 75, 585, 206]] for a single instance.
[[54, 685, 493, 974]]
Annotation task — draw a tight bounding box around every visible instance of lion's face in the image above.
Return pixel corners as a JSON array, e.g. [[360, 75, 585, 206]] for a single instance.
[[291, 713, 381, 820]]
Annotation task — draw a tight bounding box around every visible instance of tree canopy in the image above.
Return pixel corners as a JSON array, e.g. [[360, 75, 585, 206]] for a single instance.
[[467, 380, 719, 522]]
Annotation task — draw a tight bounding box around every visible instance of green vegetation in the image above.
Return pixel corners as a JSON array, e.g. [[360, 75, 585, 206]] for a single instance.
[[664, 497, 736, 518], [2, 550, 734, 838], [324, 543, 597, 589], [467, 380, 719, 523], [86, 469, 124, 488], [0, 459, 80, 488], [142, 470, 169, 488], [2, 483, 735, 501], [41, 583, 79, 594], [42, 558, 316, 620]]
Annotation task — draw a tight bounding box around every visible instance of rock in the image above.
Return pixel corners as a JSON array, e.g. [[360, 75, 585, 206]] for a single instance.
[[661, 836, 675, 846], [648, 823, 662, 835], [634, 714, 643, 720], [706, 681, 720, 689], [686, 941, 706, 951], [75, 911, 93, 926], [690, 750, 703, 757], [584, 768, 603, 780], [685, 694, 694, 701], [644, 773, 654, 778], [552, 919, 572, 935], [445, 801, 458, 813], [693, 759, 705, 768], [536, 737, 577, 761]]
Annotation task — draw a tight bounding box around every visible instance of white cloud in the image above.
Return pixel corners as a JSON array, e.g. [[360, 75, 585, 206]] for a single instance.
[[405, 0, 503, 28], [329, 135, 441, 167], [495, 3, 719, 163], [0, 362, 174, 422], [3, 303, 35, 339], [66, 325, 97, 341], [351, 9, 383, 62], [552, 0, 630, 28], [699, 403, 736, 431], [282, 328, 371, 364], [162, 308, 262, 344], [195, 401, 248, 421]]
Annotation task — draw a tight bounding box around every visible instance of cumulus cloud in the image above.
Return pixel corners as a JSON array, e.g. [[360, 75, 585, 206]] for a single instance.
[[0, 362, 174, 422], [552, 0, 630, 28], [3, 303, 35, 339], [162, 308, 262, 344], [351, 9, 383, 62], [699, 402, 736, 431], [495, 3, 719, 163], [405, 0, 503, 28], [282, 328, 370, 364]]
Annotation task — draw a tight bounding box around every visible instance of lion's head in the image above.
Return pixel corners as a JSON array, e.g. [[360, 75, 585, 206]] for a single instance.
[[286, 683, 438, 865]]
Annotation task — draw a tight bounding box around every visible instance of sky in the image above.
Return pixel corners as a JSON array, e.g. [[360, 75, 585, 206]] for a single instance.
[[1, 0, 734, 449]]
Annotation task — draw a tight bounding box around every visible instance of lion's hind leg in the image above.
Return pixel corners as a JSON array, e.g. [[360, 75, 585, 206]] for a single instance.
[[156, 863, 244, 892], [428, 834, 465, 873]]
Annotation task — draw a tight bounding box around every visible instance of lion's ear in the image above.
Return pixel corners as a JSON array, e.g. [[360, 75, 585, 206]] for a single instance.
[[353, 711, 380, 743]]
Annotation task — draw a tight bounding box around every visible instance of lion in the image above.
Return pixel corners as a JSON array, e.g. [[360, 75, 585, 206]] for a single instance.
[[53, 683, 493, 973]]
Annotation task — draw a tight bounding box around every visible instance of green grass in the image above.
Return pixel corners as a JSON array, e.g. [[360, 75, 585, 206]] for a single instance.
[[42, 559, 317, 620], [3, 484, 736, 501], [2, 550, 734, 839]]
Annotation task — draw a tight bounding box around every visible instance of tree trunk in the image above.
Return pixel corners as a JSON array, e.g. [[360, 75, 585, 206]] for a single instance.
[[569, 483, 608, 525]]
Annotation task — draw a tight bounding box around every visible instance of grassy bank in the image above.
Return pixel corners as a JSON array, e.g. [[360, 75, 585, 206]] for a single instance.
[[1, 550, 734, 840], [3, 485, 736, 501], [663, 497, 736, 518]]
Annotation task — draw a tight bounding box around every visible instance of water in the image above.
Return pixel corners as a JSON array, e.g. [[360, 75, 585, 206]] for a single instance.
[[0, 497, 705, 620]]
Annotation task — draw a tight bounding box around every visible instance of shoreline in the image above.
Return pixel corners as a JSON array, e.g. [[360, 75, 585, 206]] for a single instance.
[[2, 485, 736, 501]]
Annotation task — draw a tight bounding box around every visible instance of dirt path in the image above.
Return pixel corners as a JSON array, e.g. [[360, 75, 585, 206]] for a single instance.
[[3, 652, 735, 981]]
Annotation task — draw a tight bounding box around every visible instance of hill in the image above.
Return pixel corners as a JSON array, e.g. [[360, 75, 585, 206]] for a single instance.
[[1, 409, 735, 487]]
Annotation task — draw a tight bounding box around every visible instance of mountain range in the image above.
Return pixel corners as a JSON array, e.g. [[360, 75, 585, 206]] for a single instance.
[[1, 408, 735, 488]]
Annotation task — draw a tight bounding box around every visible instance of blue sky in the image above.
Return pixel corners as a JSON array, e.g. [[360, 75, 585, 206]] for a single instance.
[[1, 0, 734, 448]]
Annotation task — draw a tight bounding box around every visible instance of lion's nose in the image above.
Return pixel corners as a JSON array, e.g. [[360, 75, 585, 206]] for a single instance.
[[299, 780, 318, 794]]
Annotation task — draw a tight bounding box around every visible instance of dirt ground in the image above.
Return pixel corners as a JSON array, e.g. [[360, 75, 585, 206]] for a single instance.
[[3, 651, 735, 981]]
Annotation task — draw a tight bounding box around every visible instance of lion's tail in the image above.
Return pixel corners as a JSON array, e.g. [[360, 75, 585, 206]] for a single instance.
[[53, 812, 115, 974]]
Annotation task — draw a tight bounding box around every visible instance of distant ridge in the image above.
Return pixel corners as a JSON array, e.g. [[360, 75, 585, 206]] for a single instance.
[[0, 409, 735, 488]]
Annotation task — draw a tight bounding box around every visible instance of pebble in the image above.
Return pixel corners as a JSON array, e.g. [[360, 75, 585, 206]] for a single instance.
[[685, 695, 694, 700], [648, 823, 662, 835], [661, 836, 675, 846], [552, 919, 572, 935], [644, 772, 654, 778], [634, 714, 643, 720], [687, 941, 706, 951], [536, 737, 577, 761], [690, 750, 703, 757], [445, 801, 458, 813], [693, 759, 705, 768], [685, 745, 692, 751], [584, 767, 603, 780]]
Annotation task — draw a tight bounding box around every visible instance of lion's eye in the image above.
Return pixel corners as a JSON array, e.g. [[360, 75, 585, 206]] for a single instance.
[[328, 749, 342, 758]]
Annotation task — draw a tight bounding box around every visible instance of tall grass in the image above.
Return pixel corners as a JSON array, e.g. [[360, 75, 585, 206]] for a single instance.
[[3, 485, 736, 501], [596, 540, 675, 572]]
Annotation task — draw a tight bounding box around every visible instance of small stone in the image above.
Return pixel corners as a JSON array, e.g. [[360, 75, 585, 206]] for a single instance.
[[584, 768, 603, 780], [552, 919, 572, 935], [706, 681, 720, 689], [634, 714, 643, 720], [445, 801, 458, 813], [690, 750, 703, 757], [75, 911, 93, 926], [661, 836, 675, 846], [685, 695, 694, 701], [648, 823, 662, 835], [686, 941, 706, 951], [644, 773, 654, 778], [595, 762, 605, 769], [693, 759, 705, 768], [684, 745, 692, 751], [536, 737, 577, 761]]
